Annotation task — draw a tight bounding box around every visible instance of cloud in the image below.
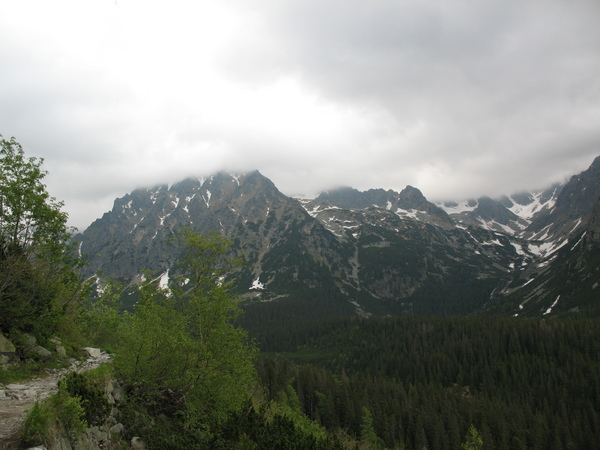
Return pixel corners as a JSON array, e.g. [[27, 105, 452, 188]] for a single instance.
[[1, 0, 599, 230]]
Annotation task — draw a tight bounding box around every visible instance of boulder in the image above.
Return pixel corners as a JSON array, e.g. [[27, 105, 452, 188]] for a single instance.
[[131, 437, 147, 449], [112, 384, 125, 404], [83, 347, 102, 359], [55, 346, 67, 357], [110, 423, 125, 434], [28, 345, 52, 361], [0, 333, 16, 353], [0, 333, 17, 366]]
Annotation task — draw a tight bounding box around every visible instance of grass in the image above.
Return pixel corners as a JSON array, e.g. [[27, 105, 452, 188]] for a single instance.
[[0, 359, 67, 385]]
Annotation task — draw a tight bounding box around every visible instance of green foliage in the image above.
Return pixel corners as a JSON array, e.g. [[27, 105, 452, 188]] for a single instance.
[[59, 371, 110, 425], [113, 230, 257, 436], [360, 407, 383, 448], [0, 135, 83, 338], [270, 382, 328, 440], [81, 278, 125, 351], [21, 375, 87, 447], [21, 399, 55, 447], [209, 402, 342, 449], [254, 315, 600, 449], [462, 425, 483, 450], [0, 359, 64, 385], [0, 135, 68, 255]]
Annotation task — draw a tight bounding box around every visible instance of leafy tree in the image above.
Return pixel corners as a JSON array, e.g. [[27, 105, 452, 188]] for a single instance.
[[0, 135, 80, 337], [113, 230, 257, 433], [0, 136, 68, 256]]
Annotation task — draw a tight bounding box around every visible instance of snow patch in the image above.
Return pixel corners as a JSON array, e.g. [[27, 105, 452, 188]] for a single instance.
[[396, 208, 418, 220], [544, 295, 560, 315], [183, 193, 196, 213], [511, 242, 526, 256], [521, 278, 535, 288], [569, 218, 583, 235], [528, 237, 569, 258], [571, 231, 586, 250], [203, 190, 212, 208], [438, 200, 477, 214], [158, 270, 170, 290], [508, 191, 555, 222], [483, 239, 502, 246], [250, 278, 264, 290]]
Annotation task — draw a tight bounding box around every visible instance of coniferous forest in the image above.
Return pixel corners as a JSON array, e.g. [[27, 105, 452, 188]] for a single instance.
[[248, 314, 600, 449]]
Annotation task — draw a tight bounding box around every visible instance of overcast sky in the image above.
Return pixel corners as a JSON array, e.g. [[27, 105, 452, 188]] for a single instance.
[[2, 0, 599, 231]]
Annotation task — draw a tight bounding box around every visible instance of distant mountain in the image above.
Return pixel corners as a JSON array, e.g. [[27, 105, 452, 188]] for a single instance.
[[314, 185, 455, 228], [76, 157, 600, 319], [487, 196, 600, 317], [525, 156, 600, 240], [437, 185, 562, 239]]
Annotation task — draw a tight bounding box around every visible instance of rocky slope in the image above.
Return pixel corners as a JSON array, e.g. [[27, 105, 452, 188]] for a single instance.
[[487, 196, 600, 317]]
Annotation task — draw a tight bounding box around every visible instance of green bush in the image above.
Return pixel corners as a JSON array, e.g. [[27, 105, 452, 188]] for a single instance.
[[21, 400, 55, 447], [59, 371, 110, 425], [113, 231, 257, 431], [21, 378, 87, 447]]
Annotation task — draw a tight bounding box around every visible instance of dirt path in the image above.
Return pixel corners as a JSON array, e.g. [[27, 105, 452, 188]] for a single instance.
[[0, 349, 110, 449]]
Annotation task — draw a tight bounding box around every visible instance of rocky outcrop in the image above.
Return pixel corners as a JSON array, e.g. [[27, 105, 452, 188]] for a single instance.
[[0, 333, 68, 368]]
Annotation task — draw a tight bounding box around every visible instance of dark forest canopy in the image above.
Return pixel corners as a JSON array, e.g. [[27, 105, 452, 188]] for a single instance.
[[252, 314, 600, 449]]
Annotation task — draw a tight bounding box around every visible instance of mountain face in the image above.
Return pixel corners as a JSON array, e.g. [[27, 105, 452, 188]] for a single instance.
[[77, 158, 600, 319], [486, 197, 600, 317], [438, 185, 563, 238]]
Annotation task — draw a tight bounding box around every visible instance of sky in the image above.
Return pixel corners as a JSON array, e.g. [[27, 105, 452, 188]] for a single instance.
[[1, 0, 599, 231]]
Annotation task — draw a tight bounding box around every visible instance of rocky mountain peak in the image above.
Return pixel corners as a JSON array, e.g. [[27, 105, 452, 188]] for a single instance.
[[397, 185, 426, 209], [474, 196, 519, 224]]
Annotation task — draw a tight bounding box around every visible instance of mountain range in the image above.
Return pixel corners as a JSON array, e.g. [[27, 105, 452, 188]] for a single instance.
[[75, 156, 600, 319]]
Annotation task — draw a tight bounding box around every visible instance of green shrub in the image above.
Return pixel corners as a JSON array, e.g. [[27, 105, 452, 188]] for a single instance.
[[59, 371, 110, 425], [21, 400, 55, 447], [21, 380, 87, 447]]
